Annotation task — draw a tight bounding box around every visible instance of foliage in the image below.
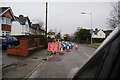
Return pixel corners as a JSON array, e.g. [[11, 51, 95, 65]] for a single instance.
[[74, 28, 91, 43], [91, 43, 101, 46]]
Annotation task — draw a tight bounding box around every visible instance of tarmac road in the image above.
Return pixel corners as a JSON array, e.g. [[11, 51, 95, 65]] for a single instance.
[[27, 43, 96, 78]]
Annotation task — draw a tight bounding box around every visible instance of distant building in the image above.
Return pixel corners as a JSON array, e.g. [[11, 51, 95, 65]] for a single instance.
[[92, 28, 106, 38], [31, 24, 45, 35], [92, 28, 106, 43], [103, 30, 113, 38], [47, 32, 55, 38], [0, 7, 15, 36]]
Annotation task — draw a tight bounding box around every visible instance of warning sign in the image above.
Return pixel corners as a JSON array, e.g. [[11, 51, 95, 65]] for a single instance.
[[48, 43, 61, 51]]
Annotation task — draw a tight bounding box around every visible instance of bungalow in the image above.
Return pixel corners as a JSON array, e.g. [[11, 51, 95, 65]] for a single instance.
[[92, 28, 106, 43], [92, 28, 106, 38], [0, 7, 15, 36]]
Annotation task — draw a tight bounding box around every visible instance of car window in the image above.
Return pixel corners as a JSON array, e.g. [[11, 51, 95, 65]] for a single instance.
[[12, 37, 17, 40], [98, 35, 120, 78], [73, 42, 112, 79], [7, 37, 13, 40], [2, 37, 7, 40]]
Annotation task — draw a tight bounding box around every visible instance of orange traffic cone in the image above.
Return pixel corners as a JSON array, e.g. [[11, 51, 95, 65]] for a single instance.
[[66, 46, 70, 52], [75, 45, 78, 50], [59, 48, 64, 55]]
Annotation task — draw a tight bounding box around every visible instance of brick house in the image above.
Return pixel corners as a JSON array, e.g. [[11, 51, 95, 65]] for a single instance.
[[31, 23, 45, 35], [0, 7, 15, 36]]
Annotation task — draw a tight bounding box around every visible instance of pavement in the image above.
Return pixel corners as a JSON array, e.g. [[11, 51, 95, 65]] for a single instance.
[[2, 43, 97, 79], [2, 49, 50, 78]]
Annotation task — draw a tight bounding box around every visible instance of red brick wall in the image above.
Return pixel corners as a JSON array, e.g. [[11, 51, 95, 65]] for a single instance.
[[7, 39, 43, 56], [2, 24, 11, 31]]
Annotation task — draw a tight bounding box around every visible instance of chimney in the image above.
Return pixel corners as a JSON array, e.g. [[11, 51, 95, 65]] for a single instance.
[[19, 14, 24, 17]]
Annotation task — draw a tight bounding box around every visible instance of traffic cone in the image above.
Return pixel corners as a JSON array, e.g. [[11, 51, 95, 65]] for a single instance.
[[75, 45, 78, 50], [59, 48, 64, 55], [72, 43, 74, 47], [66, 46, 70, 52]]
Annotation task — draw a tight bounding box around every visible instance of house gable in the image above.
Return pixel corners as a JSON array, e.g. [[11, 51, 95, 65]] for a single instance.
[[97, 30, 106, 38], [92, 30, 106, 38], [0, 7, 15, 20]]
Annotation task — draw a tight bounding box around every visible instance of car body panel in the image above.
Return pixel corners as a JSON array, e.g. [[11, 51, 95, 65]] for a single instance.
[[0, 36, 20, 49]]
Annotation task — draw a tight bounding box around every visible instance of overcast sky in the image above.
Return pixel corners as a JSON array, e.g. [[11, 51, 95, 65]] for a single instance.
[[0, 0, 119, 35]]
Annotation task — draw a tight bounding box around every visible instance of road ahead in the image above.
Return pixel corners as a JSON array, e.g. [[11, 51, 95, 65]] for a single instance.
[[27, 43, 96, 78]]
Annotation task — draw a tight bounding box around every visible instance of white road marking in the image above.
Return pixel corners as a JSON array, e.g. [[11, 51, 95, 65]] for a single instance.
[[24, 60, 45, 79], [83, 52, 89, 57]]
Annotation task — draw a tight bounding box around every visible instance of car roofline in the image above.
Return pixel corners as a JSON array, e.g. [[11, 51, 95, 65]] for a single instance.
[[95, 26, 119, 54]]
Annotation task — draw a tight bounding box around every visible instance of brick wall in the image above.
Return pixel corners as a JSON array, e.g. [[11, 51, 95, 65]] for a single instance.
[[7, 39, 44, 56], [2, 24, 11, 31]]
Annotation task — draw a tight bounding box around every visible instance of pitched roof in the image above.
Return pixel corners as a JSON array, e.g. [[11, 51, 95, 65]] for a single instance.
[[0, 7, 15, 20], [32, 24, 40, 29], [15, 16, 31, 27], [0, 7, 10, 14], [93, 28, 99, 35]]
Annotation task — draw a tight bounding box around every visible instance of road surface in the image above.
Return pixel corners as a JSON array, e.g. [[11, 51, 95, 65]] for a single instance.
[[28, 43, 96, 78]]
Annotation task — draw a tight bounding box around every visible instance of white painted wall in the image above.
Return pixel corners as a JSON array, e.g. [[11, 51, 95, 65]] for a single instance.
[[11, 21, 23, 35], [11, 20, 36, 35]]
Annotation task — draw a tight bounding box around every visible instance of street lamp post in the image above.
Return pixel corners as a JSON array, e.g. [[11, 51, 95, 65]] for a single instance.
[[81, 12, 93, 45]]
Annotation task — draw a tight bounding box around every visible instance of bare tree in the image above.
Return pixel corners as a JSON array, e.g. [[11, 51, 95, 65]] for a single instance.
[[107, 2, 120, 29]]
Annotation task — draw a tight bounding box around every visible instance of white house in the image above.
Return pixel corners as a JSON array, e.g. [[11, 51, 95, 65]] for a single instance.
[[11, 15, 35, 35], [92, 29, 106, 38]]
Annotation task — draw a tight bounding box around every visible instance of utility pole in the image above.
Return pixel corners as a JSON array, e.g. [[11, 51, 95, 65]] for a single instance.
[[45, 2, 48, 37]]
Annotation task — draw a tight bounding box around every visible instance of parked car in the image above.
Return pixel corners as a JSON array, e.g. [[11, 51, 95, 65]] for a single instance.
[[72, 26, 120, 79], [0, 36, 20, 49]]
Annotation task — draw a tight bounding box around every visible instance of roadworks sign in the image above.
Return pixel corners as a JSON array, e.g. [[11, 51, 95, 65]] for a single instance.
[[48, 43, 61, 51]]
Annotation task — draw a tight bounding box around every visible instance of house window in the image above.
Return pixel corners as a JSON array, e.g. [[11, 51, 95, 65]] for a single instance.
[[2, 17, 11, 25]]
